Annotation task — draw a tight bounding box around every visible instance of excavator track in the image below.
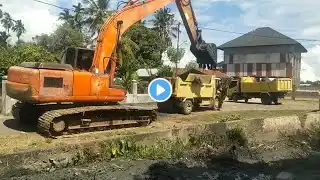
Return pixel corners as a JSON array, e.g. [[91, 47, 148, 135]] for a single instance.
[[13, 102, 157, 138]]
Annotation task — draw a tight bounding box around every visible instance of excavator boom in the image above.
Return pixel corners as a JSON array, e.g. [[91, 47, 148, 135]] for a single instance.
[[176, 0, 217, 69], [91, 0, 217, 77]]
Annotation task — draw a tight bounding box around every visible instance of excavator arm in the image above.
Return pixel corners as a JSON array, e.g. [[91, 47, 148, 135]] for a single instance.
[[176, 0, 218, 69], [90, 0, 218, 81]]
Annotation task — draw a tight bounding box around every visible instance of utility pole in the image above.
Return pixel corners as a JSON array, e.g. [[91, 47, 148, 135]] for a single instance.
[[175, 22, 181, 77]]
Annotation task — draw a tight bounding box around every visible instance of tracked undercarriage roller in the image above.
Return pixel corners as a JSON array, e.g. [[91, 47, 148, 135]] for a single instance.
[[13, 102, 157, 137]]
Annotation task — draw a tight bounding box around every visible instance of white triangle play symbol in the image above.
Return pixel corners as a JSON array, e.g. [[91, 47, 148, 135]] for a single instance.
[[156, 84, 165, 96]]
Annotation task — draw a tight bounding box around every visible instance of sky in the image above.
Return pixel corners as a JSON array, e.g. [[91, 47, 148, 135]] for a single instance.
[[1, 0, 320, 81]]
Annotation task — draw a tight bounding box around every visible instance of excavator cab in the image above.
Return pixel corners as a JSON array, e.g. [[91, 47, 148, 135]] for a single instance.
[[60, 47, 94, 71]]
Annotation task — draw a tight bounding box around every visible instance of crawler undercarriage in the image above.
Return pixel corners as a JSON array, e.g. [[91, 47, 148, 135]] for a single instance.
[[12, 102, 157, 138]]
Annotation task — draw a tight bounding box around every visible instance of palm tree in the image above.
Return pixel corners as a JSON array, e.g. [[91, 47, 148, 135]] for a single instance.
[[12, 20, 26, 40], [58, 9, 74, 27], [150, 7, 180, 47], [0, 4, 3, 19], [73, 3, 85, 30], [0, 31, 10, 47], [82, 0, 114, 40], [1, 12, 14, 34]]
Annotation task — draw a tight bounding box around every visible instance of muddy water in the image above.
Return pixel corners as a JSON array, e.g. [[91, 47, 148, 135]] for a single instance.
[[9, 140, 320, 180]]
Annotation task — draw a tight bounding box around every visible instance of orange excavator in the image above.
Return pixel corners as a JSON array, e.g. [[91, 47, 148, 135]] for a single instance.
[[5, 0, 217, 137]]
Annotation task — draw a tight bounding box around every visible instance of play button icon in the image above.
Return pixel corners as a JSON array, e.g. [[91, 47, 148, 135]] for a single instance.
[[148, 78, 172, 102], [156, 84, 165, 96]]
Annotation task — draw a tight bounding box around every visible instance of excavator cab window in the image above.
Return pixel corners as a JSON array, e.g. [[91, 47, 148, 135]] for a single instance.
[[76, 49, 94, 71], [61, 47, 76, 66], [61, 47, 94, 71]]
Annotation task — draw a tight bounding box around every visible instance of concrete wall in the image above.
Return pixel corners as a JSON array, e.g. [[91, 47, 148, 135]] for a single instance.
[[1, 77, 18, 116]]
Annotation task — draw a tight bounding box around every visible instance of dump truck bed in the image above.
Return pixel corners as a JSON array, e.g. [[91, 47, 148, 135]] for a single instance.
[[172, 73, 217, 98], [240, 77, 292, 93]]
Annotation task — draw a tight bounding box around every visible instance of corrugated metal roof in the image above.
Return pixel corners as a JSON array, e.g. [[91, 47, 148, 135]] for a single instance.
[[218, 27, 307, 52]]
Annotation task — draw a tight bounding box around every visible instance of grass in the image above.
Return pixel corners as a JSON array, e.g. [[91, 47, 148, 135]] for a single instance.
[[283, 124, 320, 155], [58, 129, 247, 168]]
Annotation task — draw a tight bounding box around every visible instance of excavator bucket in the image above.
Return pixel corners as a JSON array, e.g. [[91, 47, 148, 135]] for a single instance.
[[190, 43, 218, 69]]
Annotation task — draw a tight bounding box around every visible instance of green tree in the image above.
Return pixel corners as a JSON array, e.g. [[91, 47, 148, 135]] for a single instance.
[[32, 34, 52, 50], [166, 46, 185, 75], [185, 60, 199, 71], [0, 4, 3, 19], [124, 22, 166, 70], [0, 31, 10, 47], [0, 43, 57, 76], [12, 19, 26, 41], [1, 12, 14, 34], [150, 7, 180, 47], [157, 65, 173, 77], [73, 3, 85, 30], [114, 22, 167, 91], [50, 23, 86, 53], [58, 9, 74, 28], [115, 36, 140, 91], [82, 0, 114, 40], [32, 23, 87, 55]]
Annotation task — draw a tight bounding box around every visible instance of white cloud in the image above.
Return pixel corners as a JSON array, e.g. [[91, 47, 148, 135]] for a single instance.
[[1, 0, 62, 43], [301, 45, 320, 81]]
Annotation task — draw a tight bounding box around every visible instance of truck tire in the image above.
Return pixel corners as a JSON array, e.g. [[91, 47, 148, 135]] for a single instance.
[[261, 94, 272, 105], [180, 100, 193, 115], [232, 94, 238, 103], [273, 98, 283, 105], [157, 98, 177, 113]]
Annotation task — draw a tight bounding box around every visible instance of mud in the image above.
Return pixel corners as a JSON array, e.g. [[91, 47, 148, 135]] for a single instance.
[[8, 140, 320, 180]]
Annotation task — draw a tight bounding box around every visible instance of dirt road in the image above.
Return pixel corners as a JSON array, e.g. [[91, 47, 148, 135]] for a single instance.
[[0, 99, 317, 137], [220, 98, 319, 111]]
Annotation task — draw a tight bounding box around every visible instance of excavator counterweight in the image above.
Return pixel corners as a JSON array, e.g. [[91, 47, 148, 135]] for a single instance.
[[6, 0, 218, 137]]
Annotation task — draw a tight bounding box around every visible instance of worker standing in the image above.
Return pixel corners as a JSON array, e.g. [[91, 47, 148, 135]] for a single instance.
[[217, 77, 231, 110]]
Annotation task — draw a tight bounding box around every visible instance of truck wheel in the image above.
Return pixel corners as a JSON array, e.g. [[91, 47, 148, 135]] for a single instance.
[[273, 98, 283, 105], [232, 94, 238, 103], [181, 100, 193, 115], [261, 95, 272, 105], [157, 98, 177, 113]]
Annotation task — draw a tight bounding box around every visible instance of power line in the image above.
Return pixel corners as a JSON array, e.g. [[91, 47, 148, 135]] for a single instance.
[[199, 27, 320, 42], [32, 0, 71, 10], [30, 0, 320, 43]]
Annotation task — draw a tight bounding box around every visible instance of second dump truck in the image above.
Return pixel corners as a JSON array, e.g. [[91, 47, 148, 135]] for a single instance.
[[157, 69, 228, 115], [227, 77, 292, 105]]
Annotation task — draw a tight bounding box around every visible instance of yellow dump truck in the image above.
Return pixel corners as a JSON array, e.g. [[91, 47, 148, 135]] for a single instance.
[[227, 77, 292, 105], [157, 69, 221, 115]]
